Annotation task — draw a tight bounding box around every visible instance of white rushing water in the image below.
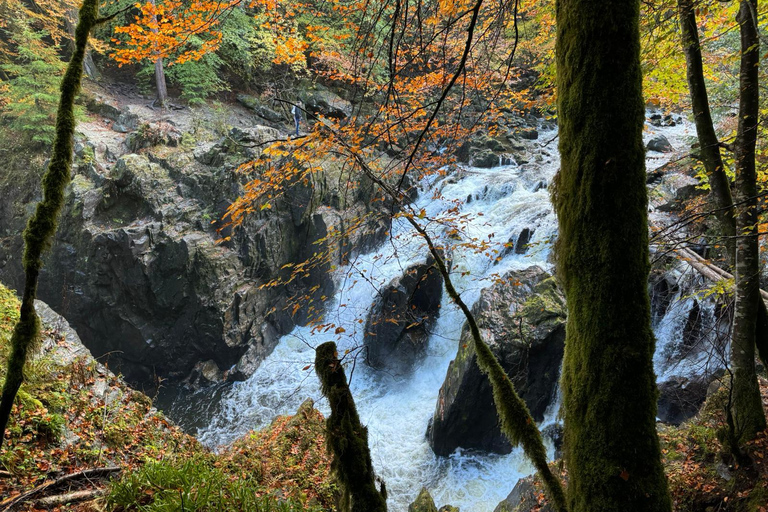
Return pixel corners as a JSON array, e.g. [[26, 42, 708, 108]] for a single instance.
[[188, 115, 707, 511], [197, 127, 560, 511]]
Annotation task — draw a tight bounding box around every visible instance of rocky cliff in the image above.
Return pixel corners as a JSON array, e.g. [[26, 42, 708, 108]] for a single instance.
[[0, 83, 390, 390]]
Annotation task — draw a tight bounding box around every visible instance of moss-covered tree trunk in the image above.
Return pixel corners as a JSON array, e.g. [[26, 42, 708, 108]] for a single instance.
[[729, 0, 766, 445], [0, 0, 100, 448], [315, 342, 387, 512], [553, 0, 672, 508], [678, 0, 768, 369]]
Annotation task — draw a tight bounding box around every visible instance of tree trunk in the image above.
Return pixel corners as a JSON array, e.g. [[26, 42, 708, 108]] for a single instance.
[[315, 342, 387, 512], [0, 0, 101, 448], [729, 0, 766, 445], [554, 0, 672, 508], [678, 0, 735, 258], [154, 56, 168, 107], [150, 0, 167, 107], [678, 0, 768, 370]]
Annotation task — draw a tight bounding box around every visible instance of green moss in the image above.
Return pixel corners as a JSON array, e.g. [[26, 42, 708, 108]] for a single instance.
[[315, 342, 386, 512], [519, 277, 565, 328], [408, 487, 438, 512], [553, 0, 672, 508]]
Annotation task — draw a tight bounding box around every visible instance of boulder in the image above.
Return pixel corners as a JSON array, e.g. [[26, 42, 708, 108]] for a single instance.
[[85, 96, 122, 121], [428, 266, 565, 455], [648, 172, 701, 212], [471, 148, 500, 168], [186, 359, 224, 389], [657, 376, 712, 425], [113, 111, 140, 133], [303, 87, 353, 120], [515, 228, 534, 254], [494, 476, 551, 512], [541, 423, 564, 460], [647, 134, 673, 153], [364, 257, 443, 374], [236, 94, 284, 123], [126, 121, 182, 151]]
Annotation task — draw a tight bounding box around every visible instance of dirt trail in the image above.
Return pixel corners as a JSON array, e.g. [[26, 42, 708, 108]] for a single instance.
[[78, 79, 285, 166]]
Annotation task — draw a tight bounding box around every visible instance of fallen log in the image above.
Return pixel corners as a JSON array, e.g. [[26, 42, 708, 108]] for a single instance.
[[36, 489, 106, 508], [676, 247, 768, 306], [0, 466, 120, 512]]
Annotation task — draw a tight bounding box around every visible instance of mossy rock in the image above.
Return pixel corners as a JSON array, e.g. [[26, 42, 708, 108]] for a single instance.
[[409, 487, 438, 512], [428, 266, 566, 455]]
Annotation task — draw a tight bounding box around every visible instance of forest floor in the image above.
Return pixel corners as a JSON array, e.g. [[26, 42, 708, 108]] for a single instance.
[[0, 283, 334, 511]]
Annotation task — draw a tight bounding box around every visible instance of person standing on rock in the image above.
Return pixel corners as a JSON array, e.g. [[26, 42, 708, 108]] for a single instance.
[[292, 102, 302, 137]]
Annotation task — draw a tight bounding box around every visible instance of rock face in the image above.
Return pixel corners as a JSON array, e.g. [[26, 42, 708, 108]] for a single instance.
[[0, 116, 390, 389], [428, 266, 565, 456], [302, 86, 353, 120], [364, 257, 443, 374]]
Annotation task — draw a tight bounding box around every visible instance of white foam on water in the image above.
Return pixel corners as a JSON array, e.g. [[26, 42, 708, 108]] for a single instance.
[[192, 117, 706, 511]]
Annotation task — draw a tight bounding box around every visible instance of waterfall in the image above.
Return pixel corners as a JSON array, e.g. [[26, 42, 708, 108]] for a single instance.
[[162, 115, 709, 511]]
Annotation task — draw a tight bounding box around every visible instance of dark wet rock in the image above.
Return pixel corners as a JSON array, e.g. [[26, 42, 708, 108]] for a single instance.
[[515, 228, 534, 254], [186, 359, 224, 389], [648, 172, 702, 212], [519, 129, 539, 140], [657, 376, 712, 425], [682, 299, 702, 348], [496, 228, 535, 264], [364, 257, 443, 374], [471, 148, 500, 168], [302, 86, 353, 120], [649, 113, 680, 128], [542, 422, 564, 460], [647, 134, 673, 153], [0, 122, 389, 390], [85, 96, 122, 121], [649, 271, 680, 325], [494, 476, 551, 512], [428, 266, 565, 455]]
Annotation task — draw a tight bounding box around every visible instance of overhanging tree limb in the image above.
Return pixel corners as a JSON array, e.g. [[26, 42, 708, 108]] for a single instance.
[[0, 0, 101, 448], [312, 116, 567, 512]]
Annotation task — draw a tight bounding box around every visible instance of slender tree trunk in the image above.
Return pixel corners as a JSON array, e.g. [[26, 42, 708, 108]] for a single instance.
[[0, 0, 101, 448], [315, 342, 387, 512], [65, 6, 99, 79], [678, 0, 768, 369], [554, 0, 672, 508], [729, 0, 766, 444], [150, 0, 167, 107], [678, 0, 735, 257], [154, 56, 167, 107]]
